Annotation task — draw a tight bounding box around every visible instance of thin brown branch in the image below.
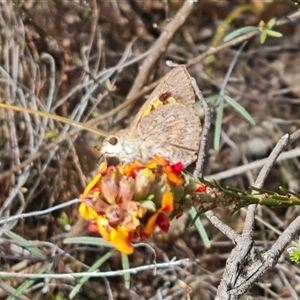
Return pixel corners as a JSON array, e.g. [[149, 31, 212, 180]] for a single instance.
[[205, 211, 238, 243], [115, 0, 197, 123], [243, 133, 290, 240], [191, 77, 210, 178], [215, 129, 300, 298]]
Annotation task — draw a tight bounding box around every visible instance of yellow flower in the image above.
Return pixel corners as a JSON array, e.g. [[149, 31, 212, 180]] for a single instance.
[[79, 203, 98, 220], [78, 157, 181, 254], [83, 174, 101, 196], [96, 216, 134, 254]]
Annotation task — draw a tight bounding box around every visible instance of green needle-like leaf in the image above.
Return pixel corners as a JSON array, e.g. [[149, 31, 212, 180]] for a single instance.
[[69, 250, 115, 299], [223, 95, 256, 125], [224, 26, 258, 42], [122, 253, 131, 289], [264, 29, 283, 38], [190, 207, 211, 248], [4, 229, 47, 260], [214, 97, 225, 151], [8, 264, 49, 300], [64, 236, 114, 248], [260, 31, 267, 43], [266, 17, 277, 29]]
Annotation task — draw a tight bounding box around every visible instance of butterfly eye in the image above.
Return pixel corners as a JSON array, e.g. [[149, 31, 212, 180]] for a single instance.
[[108, 136, 118, 145]]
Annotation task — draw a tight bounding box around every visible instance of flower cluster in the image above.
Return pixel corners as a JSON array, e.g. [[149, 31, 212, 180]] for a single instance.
[[79, 156, 184, 254], [79, 155, 300, 254]]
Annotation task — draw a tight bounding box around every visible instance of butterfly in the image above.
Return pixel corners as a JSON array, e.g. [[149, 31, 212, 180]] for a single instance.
[[98, 66, 201, 167]]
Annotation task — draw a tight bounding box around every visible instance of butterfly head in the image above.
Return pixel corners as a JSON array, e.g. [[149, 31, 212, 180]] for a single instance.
[[98, 131, 141, 165]]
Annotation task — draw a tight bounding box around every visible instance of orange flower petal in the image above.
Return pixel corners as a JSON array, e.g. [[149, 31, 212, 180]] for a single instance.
[[143, 212, 159, 238], [143, 191, 174, 238], [83, 174, 101, 195], [161, 191, 174, 212], [79, 203, 98, 220], [96, 215, 111, 241], [164, 165, 184, 185], [98, 161, 108, 174], [144, 159, 158, 170], [153, 155, 169, 166], [121, 160, 142, 177], [110, 227, 134, 255], [96, 217, 135, 255]]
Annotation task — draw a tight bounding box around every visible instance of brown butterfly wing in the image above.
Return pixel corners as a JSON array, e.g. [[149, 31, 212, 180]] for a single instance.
[[130, 66, 195, 130], [137, 103, 201, 165]]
